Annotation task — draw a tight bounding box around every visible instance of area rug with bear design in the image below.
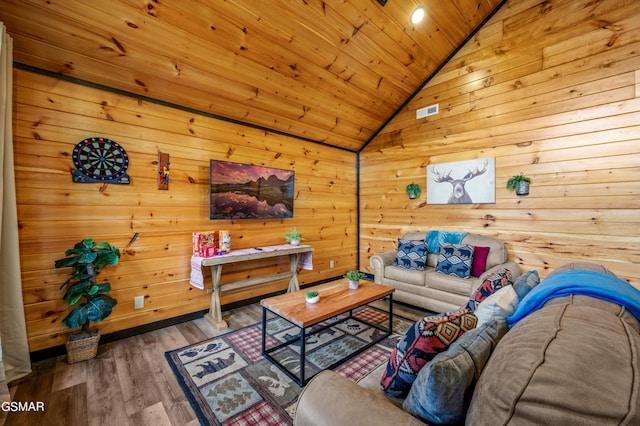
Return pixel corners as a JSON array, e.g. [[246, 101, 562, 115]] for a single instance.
[[165, 306, 413, 426]]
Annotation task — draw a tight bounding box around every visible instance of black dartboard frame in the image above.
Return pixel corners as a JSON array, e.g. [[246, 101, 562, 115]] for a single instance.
[[72, 137, 130, 184]]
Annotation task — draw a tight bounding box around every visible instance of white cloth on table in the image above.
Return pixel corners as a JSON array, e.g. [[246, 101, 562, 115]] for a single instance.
[[190, 256, 205, 290], [189, 246, 313, 290], [299, 251, 313, 270]]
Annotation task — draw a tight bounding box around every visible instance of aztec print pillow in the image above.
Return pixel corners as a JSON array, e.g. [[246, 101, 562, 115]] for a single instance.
[[380, 309, 478, 398], [403, 321, 507, 424], [394, 239, 428, 270], [435, 243, 475, 279], [465, 268, 513, 311]]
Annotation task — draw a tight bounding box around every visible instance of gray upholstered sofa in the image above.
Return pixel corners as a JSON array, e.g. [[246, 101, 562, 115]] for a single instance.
[[370, 231, 521, 312], [294, 262, 640, 425]]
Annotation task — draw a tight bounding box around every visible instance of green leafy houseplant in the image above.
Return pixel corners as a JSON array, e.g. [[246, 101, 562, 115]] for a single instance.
[[305, 290, 319, 303], [506, 173, 532, 195], [343, 270, 365, 281], [284, 228, 304, 244], [405, 182, 421, 199], [55, 239, 120, 335]]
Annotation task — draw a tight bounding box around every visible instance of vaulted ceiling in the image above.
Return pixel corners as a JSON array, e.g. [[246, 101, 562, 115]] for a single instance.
[[1, 0, 504, 151]]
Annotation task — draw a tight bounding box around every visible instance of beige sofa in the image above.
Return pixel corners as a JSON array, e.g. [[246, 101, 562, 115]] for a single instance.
[[294, 263, 640, 425], [370, 232, 521, 312]]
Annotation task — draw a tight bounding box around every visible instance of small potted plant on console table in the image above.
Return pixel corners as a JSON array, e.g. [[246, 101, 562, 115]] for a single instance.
[[284, 228, 304, 246], [344, 270, 365, 290]]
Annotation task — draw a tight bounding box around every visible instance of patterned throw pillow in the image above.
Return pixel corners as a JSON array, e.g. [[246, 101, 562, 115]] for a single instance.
[[403, 321, 507, 424], [435, 243, 475, 279], [466, 268, 513, 311], [380, 309, 477, 398], [471, 246, 491, 277], [394, 239, 428, 270]]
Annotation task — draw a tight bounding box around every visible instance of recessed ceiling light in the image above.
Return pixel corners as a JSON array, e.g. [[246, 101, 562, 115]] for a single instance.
[[411, 7, 425, 24]]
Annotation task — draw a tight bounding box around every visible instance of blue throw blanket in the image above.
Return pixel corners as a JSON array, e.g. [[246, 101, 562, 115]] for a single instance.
[[425, 230, 468, 254], [507, 270, 640, 327]]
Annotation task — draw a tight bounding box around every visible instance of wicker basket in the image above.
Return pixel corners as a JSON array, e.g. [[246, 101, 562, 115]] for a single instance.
[[65, 331, 100, 364]]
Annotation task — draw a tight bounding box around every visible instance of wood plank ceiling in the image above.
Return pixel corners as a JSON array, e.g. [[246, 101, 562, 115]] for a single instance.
[[0, 0, 503, 151]]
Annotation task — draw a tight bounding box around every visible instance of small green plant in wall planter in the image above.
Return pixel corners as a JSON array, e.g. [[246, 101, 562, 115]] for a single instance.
[[506, 173, 531, 196], [284, 228, 304, 245], [405, 182, 422, 199]]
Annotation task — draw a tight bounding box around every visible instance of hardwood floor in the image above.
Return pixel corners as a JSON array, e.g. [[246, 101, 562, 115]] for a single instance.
[[1, 300, 427, 426]]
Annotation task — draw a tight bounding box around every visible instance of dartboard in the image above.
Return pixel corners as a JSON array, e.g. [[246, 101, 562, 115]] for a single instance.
[[72, 137, 130, 184]]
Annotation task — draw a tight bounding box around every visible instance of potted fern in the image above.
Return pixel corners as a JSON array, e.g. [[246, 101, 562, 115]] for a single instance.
[[506, 173, 531, 196], [55, 238, 120, 363], [405, 182, 421, 199]]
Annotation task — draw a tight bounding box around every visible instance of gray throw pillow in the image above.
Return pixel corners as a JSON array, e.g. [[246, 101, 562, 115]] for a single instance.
[[512, 270, 540, 300], [403, 321, 507, 424]]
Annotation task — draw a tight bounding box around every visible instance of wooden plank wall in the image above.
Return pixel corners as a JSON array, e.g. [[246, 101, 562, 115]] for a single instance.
[[14, 70, 358, 352], [0, 0, 503, 152], [360, 0, 640, 287]]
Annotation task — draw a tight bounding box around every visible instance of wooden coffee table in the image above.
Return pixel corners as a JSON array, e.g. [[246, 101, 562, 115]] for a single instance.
[[260, 279, 394, 386]]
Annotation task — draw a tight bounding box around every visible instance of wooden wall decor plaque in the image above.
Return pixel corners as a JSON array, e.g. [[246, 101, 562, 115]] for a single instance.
[[158, 151, 170, 190]]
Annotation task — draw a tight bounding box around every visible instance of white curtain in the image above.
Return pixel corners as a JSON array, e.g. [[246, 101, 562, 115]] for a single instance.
[[0, 22, 31, 394]]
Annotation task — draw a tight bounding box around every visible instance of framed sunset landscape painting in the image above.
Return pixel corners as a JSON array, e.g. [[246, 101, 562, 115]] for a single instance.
[[209, 160, 294, 220]]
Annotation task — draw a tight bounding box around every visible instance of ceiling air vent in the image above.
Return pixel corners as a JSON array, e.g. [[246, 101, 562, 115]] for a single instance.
[[416, 104, 439, 119]]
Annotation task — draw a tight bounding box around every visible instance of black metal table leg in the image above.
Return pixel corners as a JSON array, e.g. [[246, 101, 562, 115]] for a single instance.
[[388, 294, 394, 334], [299, 327, 306, 386], [261, 306, 267, 354]]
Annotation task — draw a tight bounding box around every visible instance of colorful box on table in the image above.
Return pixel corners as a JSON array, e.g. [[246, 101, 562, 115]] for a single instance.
[[218, 230, 231, 254], [192, 230, 231, 257], [192, 231, 218, 257]]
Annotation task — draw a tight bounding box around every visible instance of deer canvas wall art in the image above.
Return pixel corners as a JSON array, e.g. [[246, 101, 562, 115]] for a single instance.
[[427, 158, 496, 204]]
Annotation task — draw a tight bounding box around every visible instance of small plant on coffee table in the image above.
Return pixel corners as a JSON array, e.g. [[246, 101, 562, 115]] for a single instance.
[[344, 270, 365, 281], [344, 270, 365, 289], [305, 290, 319, 303]]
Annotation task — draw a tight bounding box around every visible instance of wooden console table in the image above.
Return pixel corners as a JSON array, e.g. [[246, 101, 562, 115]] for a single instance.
[[198, 244, 314, 329]]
